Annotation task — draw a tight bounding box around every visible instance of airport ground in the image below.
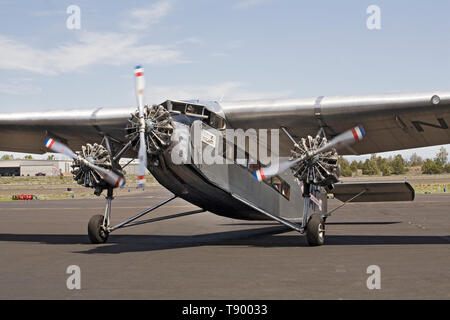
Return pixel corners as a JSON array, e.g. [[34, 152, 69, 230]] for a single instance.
[[1, 173, 450, 202], [0, 182, 448, 299]]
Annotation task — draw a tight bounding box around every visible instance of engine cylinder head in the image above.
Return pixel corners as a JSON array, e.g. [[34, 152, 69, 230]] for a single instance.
[[125, 104, 174, 155], [71, 143, 122, 195], [290, 135, 339, 186]]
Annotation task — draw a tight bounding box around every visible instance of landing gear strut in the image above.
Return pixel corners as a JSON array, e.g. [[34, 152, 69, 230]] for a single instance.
[[87, 188, 205, 244], [87, 187, 113, 244], [305, 213, 325, 246], [88, 214, 109, 244], [232, 191, 326, 247], [302, 183, 326, 246]]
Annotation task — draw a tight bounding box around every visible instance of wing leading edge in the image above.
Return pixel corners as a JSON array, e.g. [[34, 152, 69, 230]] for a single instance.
[[0, 107, 134, 154], [1, 91, 450, 157], [220, 91, 450, 156]]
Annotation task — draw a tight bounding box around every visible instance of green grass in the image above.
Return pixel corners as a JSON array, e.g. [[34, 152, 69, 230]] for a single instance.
[[0, 174, 159, 201], [2, 174, 448, 201], [0, 192, 95, 201], [0, 176, 75, 185], [0, 174, 157, 185], [411, 182, 450, 194]]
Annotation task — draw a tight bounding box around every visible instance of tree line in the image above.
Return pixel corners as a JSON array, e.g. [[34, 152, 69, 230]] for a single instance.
[[339, 146, 450, 176], [0, 154, 56, 160], [2, 147, 450, 177]]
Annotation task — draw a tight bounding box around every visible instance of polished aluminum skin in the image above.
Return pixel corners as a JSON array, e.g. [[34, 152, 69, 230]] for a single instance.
[[1, 91, 450, 156], [220, 91, 450, 155]]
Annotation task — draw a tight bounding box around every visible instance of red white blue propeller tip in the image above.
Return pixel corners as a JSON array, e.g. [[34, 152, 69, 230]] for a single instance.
[[253, 169, 265, 182], [351, 125, 365, 142], [135, 66, 144, 76], [115, 177, 126, 188], [138, 175, 146, 185], [44, 138, 55, 149]]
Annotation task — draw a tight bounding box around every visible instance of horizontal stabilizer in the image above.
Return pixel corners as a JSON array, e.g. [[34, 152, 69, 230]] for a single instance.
[[330, 181, 415, 202]]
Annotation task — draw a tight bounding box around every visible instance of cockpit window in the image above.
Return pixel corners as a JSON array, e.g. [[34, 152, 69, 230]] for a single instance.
[[166, 100, 226, 130], [209, 113, 226, 130]]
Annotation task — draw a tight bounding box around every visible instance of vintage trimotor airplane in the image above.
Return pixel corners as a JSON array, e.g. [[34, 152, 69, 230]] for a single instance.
[[1, 66, 449, 246]]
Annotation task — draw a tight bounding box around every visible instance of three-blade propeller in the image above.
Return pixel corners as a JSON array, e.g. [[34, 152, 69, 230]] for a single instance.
[[253, 125, 365, 182], [44, 138, 125, 188], [45, 66, 149, 190], [134, 65, 147, 187]]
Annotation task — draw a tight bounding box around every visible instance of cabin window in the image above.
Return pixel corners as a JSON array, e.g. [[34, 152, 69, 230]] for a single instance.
[[234, 148, 291, 200], [267, 176, 291, 200], [281, 180, 291, 200], [217, 134, 291, 201]]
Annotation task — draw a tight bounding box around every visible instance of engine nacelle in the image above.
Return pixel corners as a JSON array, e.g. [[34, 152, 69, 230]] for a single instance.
[[290, 135, 339, 186], [72, 143, 124, 196], [125, 104, 174, 156]]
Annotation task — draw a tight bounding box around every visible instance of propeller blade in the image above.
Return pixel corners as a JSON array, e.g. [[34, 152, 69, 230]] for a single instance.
[[314, 125, 365, 155], [135, 65, 145, 116], [253, 125, 365, 182], [44, 138, 125, 188], [253, 157, 303, 182], [137, 131, 147, 185], [134, 65, 147, 187], [86, 162, 126, 188], [45, 138, 78, 160]]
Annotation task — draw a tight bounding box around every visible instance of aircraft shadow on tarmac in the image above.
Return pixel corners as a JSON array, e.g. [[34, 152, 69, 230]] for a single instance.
[[0, 223, 448, 254], [220, 222, 402, 226]]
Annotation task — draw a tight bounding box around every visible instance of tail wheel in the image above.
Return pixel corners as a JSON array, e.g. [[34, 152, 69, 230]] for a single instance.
[[305, 213, 325, 246], [88, 214, 109, 244]]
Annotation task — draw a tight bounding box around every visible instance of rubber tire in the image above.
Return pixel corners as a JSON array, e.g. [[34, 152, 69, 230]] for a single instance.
[[305, 213, 325, 246], [88, 214, 109, 244]]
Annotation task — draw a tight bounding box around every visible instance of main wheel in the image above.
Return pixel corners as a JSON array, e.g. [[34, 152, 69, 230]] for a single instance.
[[305, 213, 325, 246], [88, 214, 109, 244]]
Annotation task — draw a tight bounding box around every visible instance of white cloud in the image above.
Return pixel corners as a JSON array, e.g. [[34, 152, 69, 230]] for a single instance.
[[224, 40, 242, 50], [234, 0, 270, 9], [175, 37, 205, 46], [0, 1, 190, 75], [211, 52, 229, 57], [0, 78, 41, 95], [0, 32, 185, 75], [146, 81, 292, 103], [123, 0, 173, 30]]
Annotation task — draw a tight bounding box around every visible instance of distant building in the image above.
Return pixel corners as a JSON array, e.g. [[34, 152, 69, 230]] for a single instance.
[[0, 159, 73, 176], [0, 159, 72, 176], [0, 158, 145, 176], [118, 159, 149, 175]]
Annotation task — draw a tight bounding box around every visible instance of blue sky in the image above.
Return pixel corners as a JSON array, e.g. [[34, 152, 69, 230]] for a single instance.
[[0, 0, 449, 160]]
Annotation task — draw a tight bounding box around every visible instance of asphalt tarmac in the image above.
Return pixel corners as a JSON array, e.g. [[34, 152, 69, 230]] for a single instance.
[[0, 185, 448, 299]]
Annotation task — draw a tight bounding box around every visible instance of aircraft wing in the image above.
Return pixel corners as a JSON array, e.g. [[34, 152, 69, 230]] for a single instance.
[[0, 107, 135, 154], [1, 91, 450, 157], [220, 91, 450, 156]]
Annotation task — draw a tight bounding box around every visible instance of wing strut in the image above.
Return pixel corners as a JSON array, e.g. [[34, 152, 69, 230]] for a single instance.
[[86, 188, 205, 244], [231, 193, 304, 233], [324, 189, 366, 217]]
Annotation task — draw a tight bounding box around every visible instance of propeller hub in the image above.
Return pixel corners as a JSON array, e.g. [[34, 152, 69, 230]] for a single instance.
[[72, 143, 124, 195], [145, 119, 155, 131], [291, 135, 339, 186], [126, 104, 174, 156]]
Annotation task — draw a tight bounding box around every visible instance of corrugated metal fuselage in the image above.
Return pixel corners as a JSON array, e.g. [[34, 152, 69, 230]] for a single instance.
[[148, 118, 327, 221]]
